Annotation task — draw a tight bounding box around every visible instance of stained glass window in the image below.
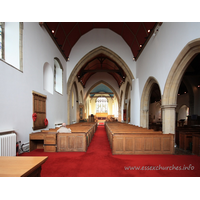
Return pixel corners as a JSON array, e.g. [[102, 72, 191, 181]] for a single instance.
[[96, 97, 108, 113]]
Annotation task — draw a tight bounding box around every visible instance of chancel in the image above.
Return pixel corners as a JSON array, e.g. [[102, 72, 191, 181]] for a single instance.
[[1, 22, 200, 179]]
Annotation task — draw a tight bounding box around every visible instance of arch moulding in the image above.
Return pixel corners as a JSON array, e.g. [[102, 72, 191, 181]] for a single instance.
[[66, 46, 134, 124], [162, 38, 200, 134], [140, 76, 161, 128], [84, 80, 119, 104]]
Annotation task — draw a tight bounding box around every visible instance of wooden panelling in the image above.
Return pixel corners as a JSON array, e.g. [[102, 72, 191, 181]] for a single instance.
[[192, 133, 200, 155], [144, 137, 152, 151], [44, 145, 56, 152], [77, 136, 84, 150], [163, 137, 170, 151], [32, 91, 47, 130], [30, 122, 96, 153], [68, 136, 75, 150], [135, 137, 143, 152], [57, 135, 67, 151], [57, 133, 87, 152], [153, 137, 161, 151], [115, 138, 123, 151], [125, 137, 133, 151], [105, 122, 174, 155]]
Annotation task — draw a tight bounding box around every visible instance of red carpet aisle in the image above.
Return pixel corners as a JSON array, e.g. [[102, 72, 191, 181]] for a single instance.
[[20, 126, 200, 177]]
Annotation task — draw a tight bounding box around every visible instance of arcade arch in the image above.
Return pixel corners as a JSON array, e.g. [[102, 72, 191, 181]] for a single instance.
[[67, 46, 134, 124], [162, 38, 200, 134]]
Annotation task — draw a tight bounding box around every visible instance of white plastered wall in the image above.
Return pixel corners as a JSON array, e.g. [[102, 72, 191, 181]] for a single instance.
[[137, 22, 200, 98], [0, 22, 67, 144]]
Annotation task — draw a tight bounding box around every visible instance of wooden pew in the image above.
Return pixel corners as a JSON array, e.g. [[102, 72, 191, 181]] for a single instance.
[[192, 133, 200, 155], [29, 132, 57, 152], [105, 122, 174, 155], [179, 129, 200, 150], [29, 122, 97, 152]]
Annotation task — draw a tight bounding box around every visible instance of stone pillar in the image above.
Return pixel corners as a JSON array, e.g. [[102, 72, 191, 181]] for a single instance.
[[141, 109, 149, 128], [161, 104, 177, 134], [131, 78, 140, 126]]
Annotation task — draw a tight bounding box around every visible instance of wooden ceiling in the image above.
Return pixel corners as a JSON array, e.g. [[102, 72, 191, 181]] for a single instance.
[[44, 22, 158, 61], [77, 53, 126, 87], [43, 22, 158, 88]]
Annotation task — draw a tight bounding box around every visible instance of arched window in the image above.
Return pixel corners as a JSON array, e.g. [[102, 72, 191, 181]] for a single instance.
[[96, 97, 108, 113], [54, 58, 63, 94], [43, 62, 53, 94]]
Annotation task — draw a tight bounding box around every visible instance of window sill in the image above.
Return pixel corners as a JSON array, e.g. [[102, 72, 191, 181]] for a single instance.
[[0, 58, 23, 73]]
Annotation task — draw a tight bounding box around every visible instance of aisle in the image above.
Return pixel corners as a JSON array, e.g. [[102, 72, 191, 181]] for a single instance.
[[20, 126, 200, 177]]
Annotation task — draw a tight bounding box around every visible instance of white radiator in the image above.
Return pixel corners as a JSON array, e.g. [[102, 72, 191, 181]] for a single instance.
[[0, 133, 16, 156]]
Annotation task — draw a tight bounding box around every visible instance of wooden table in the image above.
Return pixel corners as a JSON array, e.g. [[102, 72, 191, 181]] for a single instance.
[[0, 156, 48, 177]]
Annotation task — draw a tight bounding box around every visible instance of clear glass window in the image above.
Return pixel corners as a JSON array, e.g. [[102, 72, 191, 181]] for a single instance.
[[96, 97, 108, 113]]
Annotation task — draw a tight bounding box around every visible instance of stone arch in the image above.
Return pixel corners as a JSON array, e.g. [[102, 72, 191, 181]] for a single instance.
[[69, 81, 79, 124], [176, 78, 194, 115], [80, 90, 83, 104], [67, 46, 133, 124], [163, 38, 200, 105], [162, 38, 200, 134], [84, 80, 119, 104], [140, 76, 161, 128], [124, 81, 131, 123]]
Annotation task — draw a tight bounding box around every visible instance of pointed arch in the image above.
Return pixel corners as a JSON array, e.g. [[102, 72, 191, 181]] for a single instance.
[[140, 76, 161, 128], [163, 38, 200, 106], [84, 80, 119, 104], [66, 46, 133, 124], [124, 81, 131, 123], [162, 38, 200, 134]]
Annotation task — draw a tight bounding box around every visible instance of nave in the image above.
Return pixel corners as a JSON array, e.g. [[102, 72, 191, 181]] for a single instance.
[[21, 125, 200, 177]]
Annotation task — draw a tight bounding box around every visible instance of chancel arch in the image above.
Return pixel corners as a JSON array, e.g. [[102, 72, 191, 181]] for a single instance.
[[84, 80, 119, 104], [162, 38, 200, 134], [84, 81, 119, 118], [67, 46, 133, 124]]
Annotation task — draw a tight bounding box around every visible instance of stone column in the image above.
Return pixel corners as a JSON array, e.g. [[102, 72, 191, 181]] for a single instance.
[[161, 104, 177, 134]]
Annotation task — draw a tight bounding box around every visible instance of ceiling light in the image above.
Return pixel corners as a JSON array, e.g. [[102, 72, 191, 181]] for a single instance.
[[140, 45, 142, 48], [52, 30, 54, 33], [133, 57, 135, 61], [148, 29, 150, 33], [198, 85, 200, 88]]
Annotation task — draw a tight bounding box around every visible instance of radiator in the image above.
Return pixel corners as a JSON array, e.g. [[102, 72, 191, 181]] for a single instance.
[[0, 133, 16, 156]]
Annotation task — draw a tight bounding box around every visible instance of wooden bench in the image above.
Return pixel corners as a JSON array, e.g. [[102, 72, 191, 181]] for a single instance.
[[179, 129, 200, 150], [29, 122, 97, 152], [105, 122, 174, 155], [192, 133, 200, 155], [29, 132, 57, 152]]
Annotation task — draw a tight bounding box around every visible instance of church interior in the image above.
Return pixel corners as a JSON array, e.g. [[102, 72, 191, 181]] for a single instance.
[[0, 9, 200, 200]]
